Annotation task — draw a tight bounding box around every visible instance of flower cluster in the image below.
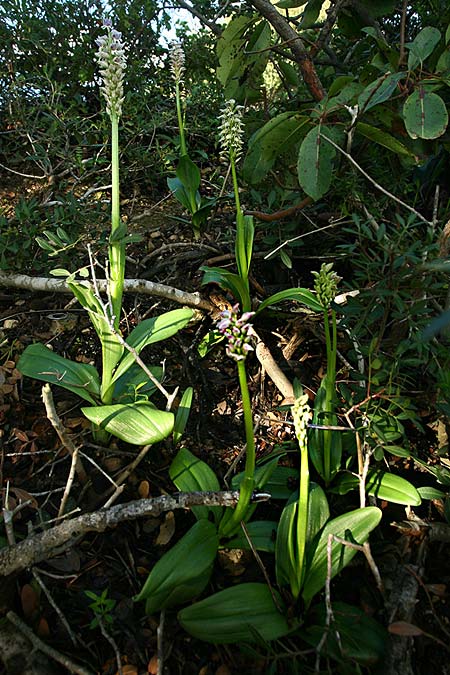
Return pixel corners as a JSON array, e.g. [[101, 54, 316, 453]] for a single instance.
[[96, 19, 126, 119], [170, 42, 185, 83], [218, 99, 245, 163], [217, 304, 255, 361], [292, 393, 311, 452], [312, 262, 341, 310]]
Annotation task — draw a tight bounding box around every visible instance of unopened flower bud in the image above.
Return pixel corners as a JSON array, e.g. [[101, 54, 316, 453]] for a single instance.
[[292, 393, 311, 451], [170, 42, 185, 83], [312, 263, 341, 309], [96, 21, 126, 119]]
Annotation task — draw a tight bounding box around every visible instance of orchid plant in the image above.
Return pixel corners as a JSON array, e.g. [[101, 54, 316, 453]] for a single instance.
[[18, 21, 193, 446], [167, 42, 217, 238]]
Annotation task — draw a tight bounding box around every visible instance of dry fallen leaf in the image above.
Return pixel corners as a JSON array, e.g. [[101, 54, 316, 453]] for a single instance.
[[156, 510, 175, 546], [138, 480, 150, 499], [21, 583, 39, 620], [147, 654, 158, 674], [388, 621, 424, 636]]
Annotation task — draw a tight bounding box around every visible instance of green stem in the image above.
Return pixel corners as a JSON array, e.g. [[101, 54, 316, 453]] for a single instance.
[[323, 308, 337, 484], [295, 434, 309, 597], [220, 359, 255, 536], [231, 155, 250, 311], [108, 113, 125, 331], [176, 81, 187, 157]]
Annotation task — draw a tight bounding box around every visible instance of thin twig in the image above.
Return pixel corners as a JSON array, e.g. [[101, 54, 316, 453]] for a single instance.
[[320, 134, 431, 225], [240, 521, 283, 614], [98, 616, 123, 675], [42, 384, 87, 485], [6, 611, 94, 675], [32, 568, 78, 645]]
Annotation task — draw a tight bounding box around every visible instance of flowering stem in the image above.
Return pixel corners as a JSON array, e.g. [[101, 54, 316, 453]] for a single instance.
[[108, 112, 125, 332], [231, 155, 251, 311], [220, 360, 255, 537], [323, 308, 337, 484], [296, 431, 309, 596], [175, 80, 187, 157]]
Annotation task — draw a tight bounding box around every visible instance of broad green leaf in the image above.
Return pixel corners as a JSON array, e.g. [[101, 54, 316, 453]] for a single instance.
[[332, 470, 421, 505], [228, 458, 279, 526], [243, 113, 309, 184], [17, 343, 100, 404], [302, 507, 382, 605], [227, 520, 278, 553], [446, 22, 450, 45], [173, 387, 193, 445], [68, 279, 123, 399], [358, 72, 404, 113], [277, 0, 308, 8], [255, 287, 323, 315], [275, 495, 299, 591], [403, 89, 448, 139], [167, 177, 193, 211], [303, 602, 387, 665], [176, 155, 201, 194], [300, 0, 325, 28], [135, 521, 219, 614], [298, 125, 336, 201], [81, 402, 174, 445], [178, 583, 296, 643], [417, 486, 447, 500], [407, 27, 441, 70], [170, 448, 222, 523], [200, 266, 250, 310], [306, 482, 330, 543], [112, 309, 193, 384], [356, 122, 414, 157], [263, 466, 298, 500]]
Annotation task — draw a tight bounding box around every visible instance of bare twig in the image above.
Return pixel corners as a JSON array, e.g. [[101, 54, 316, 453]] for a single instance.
[[41, 384, 87, 486], [98, 616, 123, 675], [172, 0, 221, 35], [157, 609, 165, 675], [320, 134, 431, 225], [6, 611, 93, 675], [32, 567, 78, 645]]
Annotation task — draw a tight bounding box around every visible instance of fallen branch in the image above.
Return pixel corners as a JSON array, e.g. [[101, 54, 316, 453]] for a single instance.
[[244, 196, 312, 222], [0, 272, 214, 312], [0, 491, 269, 577]]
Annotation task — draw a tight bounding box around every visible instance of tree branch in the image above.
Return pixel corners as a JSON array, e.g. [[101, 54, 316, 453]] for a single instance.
[[0, 491, 270, 577], [249, 0, 325, 101], [172, 0, 222, 36]]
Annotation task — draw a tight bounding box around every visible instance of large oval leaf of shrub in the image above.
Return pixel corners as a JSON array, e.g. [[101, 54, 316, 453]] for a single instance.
[[81, 402, 173, 445], [178, 583, 296, 643], [403, 89, 448, 139], [298, 125, 336, 201]]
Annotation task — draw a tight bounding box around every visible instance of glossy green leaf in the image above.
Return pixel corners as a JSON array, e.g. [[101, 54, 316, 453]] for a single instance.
[[275, 495, 299, 591], [407, 27, 441, 70], [227, 520, 278, 553], [306, 482, 330, 543], [135, 521, 218, 614], [17, 343, 100, 404], [68, 279, 123, 400], [298, 125, 336, 201], [255, 287, 323, 315], [200, 266, 250, 309], [356, 122, 413, 157], [358, 72, 404, 112], [167, 176, 193, 211], [243, 113, 309, 184], [178, 583, 296, 643], [112, 308, 193, 384], [302, 507, 382, 605], [81, 402, 173, 445], [300, 0, 325, 28], [403, 89, 448, 140], [417, 486, 447, 500], [332, 470, 422, 505], [276, 0, 308, 8], [173, 387, 193, 445], [176, 155, 201, 194], [170, 448, 222, 523], [303, 602, 387, 665], [263, 466, 298, 500]]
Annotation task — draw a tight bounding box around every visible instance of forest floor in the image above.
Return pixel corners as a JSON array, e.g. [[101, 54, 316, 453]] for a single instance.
[[1, 176, 450, 675]]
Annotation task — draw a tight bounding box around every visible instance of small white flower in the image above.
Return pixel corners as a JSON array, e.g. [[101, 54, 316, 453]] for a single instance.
[[170, 42, 185, 83], [96, 21, 127, 119], [218, 99, 245, 163], [217, 304, 255, 361]]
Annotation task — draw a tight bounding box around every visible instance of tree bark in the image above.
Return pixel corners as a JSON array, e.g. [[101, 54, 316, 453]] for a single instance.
[[249, 0, 326, 101]]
